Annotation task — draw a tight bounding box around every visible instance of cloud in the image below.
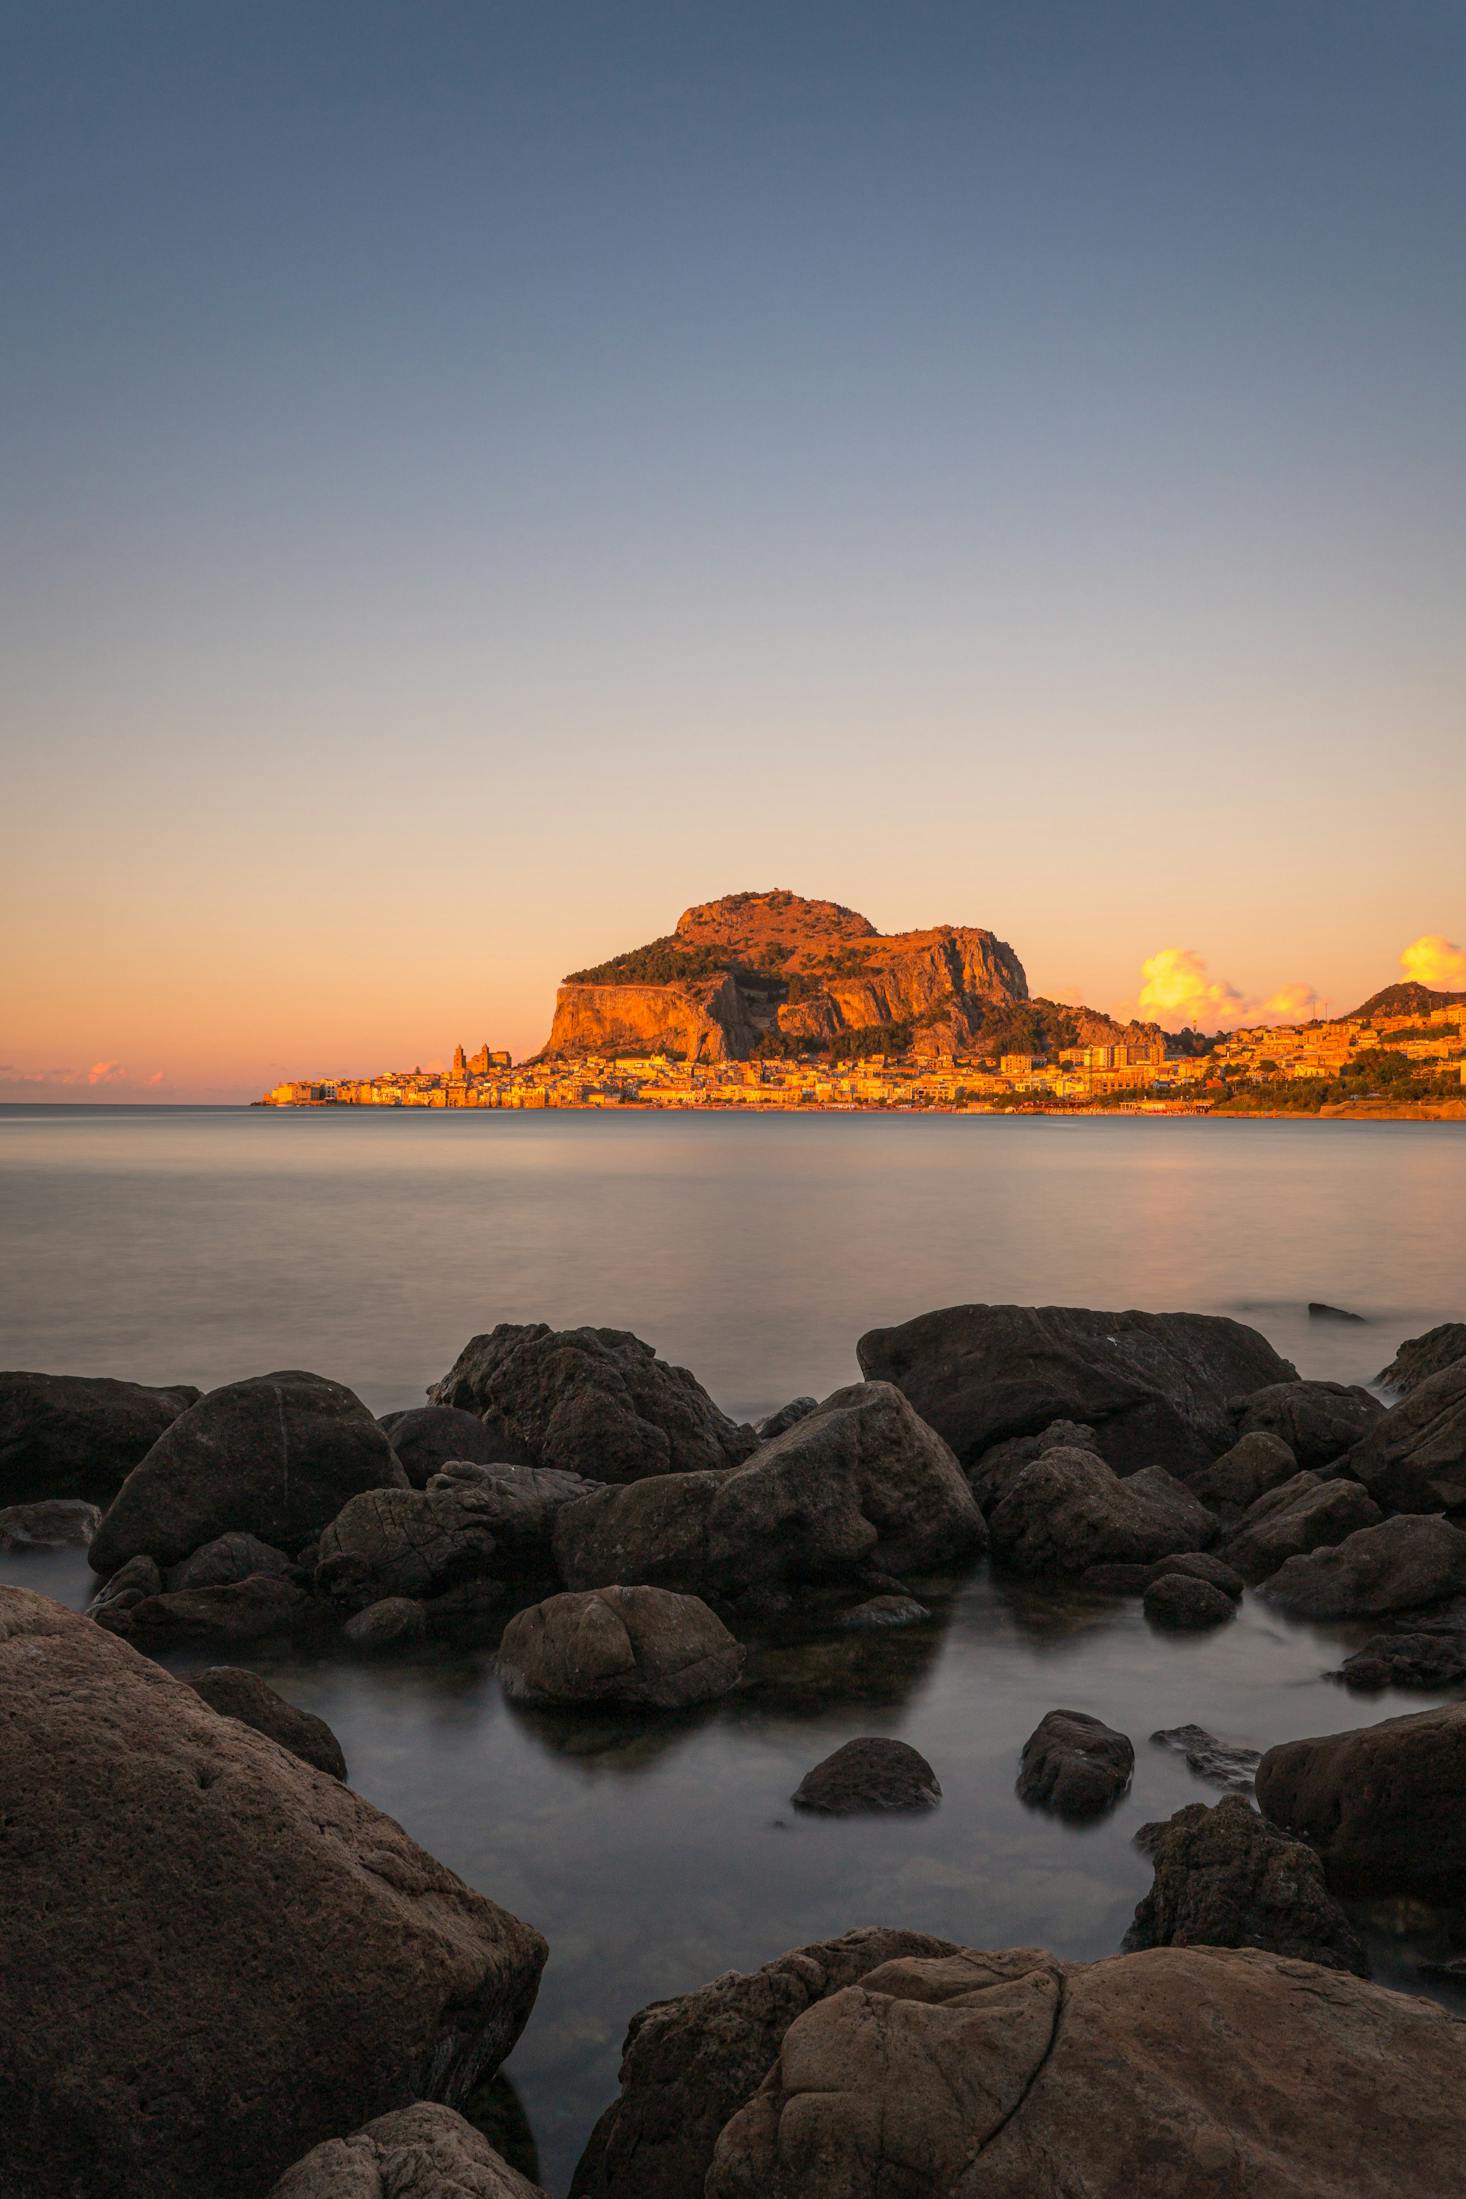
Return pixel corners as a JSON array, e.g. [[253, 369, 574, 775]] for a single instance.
[[86, 1060, 129, 1086], [1133, 949, 1324, 1033], [1260, 982, 1326, 1023], [1400, 934, 1466, 990], [145, 1069, 166, 1087]]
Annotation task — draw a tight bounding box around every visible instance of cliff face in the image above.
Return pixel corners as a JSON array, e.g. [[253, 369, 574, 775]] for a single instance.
[[542, 890, 1029, 1061]]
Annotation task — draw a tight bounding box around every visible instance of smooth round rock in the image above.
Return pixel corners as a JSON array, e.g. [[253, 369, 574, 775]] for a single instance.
[[792, 1737, 941, 1814]]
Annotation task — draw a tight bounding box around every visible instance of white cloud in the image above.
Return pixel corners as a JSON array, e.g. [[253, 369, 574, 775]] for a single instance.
[[1400, 934, 1466, 990], [1133, 948, 1323, 1033]]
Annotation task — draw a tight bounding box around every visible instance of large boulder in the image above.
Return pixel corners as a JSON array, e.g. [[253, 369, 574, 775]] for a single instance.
[[569, 1928, 955, 2199], [0, 1371, 199, 1503], [428, 1324, 757, 1483], [1233, 1380, 1383, 1470], [856, 1303, 1296, 1475], [987, 1447, 1214, 1575], [1016, 1708, 1132, 1818], [267, 2104, 548, 2198], [186, 1665, 348, 1779], [553, 1382, 984, 1597], [1143, 1572, 1235, 1630], [497, 1586, 743, 1709], [1346, 1360, 1466, 1512], [107, 1574, 314, 1643], [1221, 1471, 1381, 1584], [1125, 1795, 1366, 1974], [379, 1404, 521, 1487], [1377, 1322, 1466, 1397], [0, 1588, 545, 2199], [1262, 1514, 1466, 1618], [1257, 1702, 1466, 1898], [698, 1943, 1466, 2198], [89, 1372, 405, 1576], [1187, 1429, 1298, 1511], [316, 1483, 500, 1609], [792, 1737, 941, 1814], [430, 1461, 603, 1560]]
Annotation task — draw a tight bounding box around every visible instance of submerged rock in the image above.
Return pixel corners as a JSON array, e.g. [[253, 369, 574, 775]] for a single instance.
[[0, 1498, 101, 1548], [187, 1665, 348, 1780], [0, 1586, 545, 2199], [1084, 1550, 1244, 1599], [498, 1585, 743, 1709], [1331, 1632, 1466, 1691], [344, 1595, 428, 1648], [988, 1447, 1214, 1574], [379, 1403, 523, 1486], [1221, 1471, 1381, 1584], [0, 1370, 199, 1503], [1016, 1708, 1133, 1818], [267, 2104, 548, 2199], [1125, 1795, 1367, 1974], [792, 1736, 941, 1813], [1143, 1573, 1236, 1630], [1309, 1301, 1366, 1323], [839, 1593, 930, 1630], [1263, 1514, 1466, 1619], [86, 1551, 161, 1621], [110, 1574, 314, 1642], [1377, 1322, 1466, 1398], [1232, 1379, 1383, 1471], [1347, 1361, 1466, 1513], [1150, 1724, 1261, 1792], [1257, 1702, 1466, 1898]]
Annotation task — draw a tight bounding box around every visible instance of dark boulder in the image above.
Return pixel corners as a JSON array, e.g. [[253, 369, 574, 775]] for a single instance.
[[756, 1396, 819, 1440], [430, 1460, 602, 1559], [1221, 1471, 1381, 1584], [429, 1323, 757, 1483], [86, 1552, 161, 1621], [1016, 1707, 1133, 1818], [1234, 1380, 1383, 1470], [1331, 1632, 1466, 1691], [968, 1419, 1096, 1511], [344, 1595, 428, 1648], [167, 1530, 298, 1591], [89, 1371, 405, 1576], [1188, 1430, 1298, 1511], [1377, 1322, 1466, 1397], [792, 1736, 940, 1813], [553, 1382, 983, 1597], [856, 1302, 1295, 1475], [0, 1371, 199, 1503], [267, 2104, 548, 2198], [1083, 1551, 1243, 1599], [1257, 1702, 1466, 1898], [1143, 1573, 1236, 1629], [1346, 1361, 1466, 1513], [987, 1447, 1214, 1575], [379, 1403, 521, 1486], [0, 1498, 101, 1549], [187, 1665, 347, 1780], [1263, 1514, 1466, 1619], [1125, 1795, 1367, 1974], [315, 1483, 499, 1609], [839, 1593, 930, 1630], [497, 1586, 743, 1709], [1150, 1724, 1260, 1792], [1309, 1301, 1366, 1323], [104, 1574, 314, 1643], [0, 1586, 545, 2199]]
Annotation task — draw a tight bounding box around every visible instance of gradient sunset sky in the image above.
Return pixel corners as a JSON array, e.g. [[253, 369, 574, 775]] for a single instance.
[[5, 2, 1464, 1098]]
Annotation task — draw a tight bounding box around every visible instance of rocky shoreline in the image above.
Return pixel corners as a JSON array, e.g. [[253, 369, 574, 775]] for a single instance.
[[3, 1303, 1466, 2194]]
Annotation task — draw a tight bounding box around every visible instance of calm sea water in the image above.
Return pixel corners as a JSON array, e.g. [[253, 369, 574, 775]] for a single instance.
[[3, 1106, 1465, 2191]]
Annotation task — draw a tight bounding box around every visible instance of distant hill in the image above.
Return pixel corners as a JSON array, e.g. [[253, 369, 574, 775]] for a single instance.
[[1347, 981, 1466, 1020]]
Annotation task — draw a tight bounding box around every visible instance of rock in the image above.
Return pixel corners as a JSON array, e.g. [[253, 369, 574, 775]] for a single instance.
[[1143, 1573, 1236, 1629], [568, 1927, 955, 2199], [0, 1498, 101, 1548], [1263, 1514, 1466, 1618], [1347, 1361, 1466, 1512], [0, 1586, 545, 2199], [316, 1483, 499, 1608], [1125, 1794, 1367, 1974], [497, 1586, 743, 1709], [108, 1574, 314, 1642], [856, 1302, 1296, 1475], [1377, 1321, 1466, 1397], [1222, 1471, 1382, 1583], [89, 1371, 406, 1576], [0, 1370, 199, 1503], [1331, 1632, 1466, 1690], [968, 1419, 1096, 1511], [424, 1578, 508, 1633], [1233, 1379, 1384, 1470], [429, 1461, 602, 1558], [987, 1448, 1214, 1575], [429, 1324, 756, 1484], [85, 1551, 161, 1620], [267, 2104, 548, 2198], [1257, 1703, 1466, 1898], [344, 1595, 428, 1648], [1310, 1301, 1366, 1323], [167, 1530, 298, 1591], [1151, 1724, 1260, 1791], [756, 1396, 818, 1440], [1016, 1708, 1133, 1818], [792, 1736, 941, 1813], [699, 1942, 1466, 2198], [553, 1381, 984, 1597], [379, 1403, 519, 1487], [1188, 1430, 1298, 1511], [1083, 1551, 1243, 1598], [839, 1593, 930, 1630], [187, 1665, 348, 1779]]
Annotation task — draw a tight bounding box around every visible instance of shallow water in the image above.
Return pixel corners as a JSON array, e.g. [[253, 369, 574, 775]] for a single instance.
[[2, 1107, 1465, 2191]]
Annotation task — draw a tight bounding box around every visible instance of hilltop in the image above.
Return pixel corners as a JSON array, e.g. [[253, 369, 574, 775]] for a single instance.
[[1346, 981, 1466, 1021]]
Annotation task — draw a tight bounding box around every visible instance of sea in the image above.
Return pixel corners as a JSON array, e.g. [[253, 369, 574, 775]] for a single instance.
[[2, 1104, 1464, 2191]]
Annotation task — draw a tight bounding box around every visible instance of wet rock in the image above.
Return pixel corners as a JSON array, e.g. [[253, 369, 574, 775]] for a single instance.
[[757, 1396, 819, 1440], [1189, 1430, 1298, 1511], [316, 1483, 499, 1608], [423, 1578, 507, 1633], [86, 1551, 161, 1620], [1331, 1632, 1466, 1691], [792, 1737, 941, 1813], [1233, 1379, 1383, 1470], [1263, 1514, 1466, 1618], [699, 1941, 1466, 2198], [166, 1530, 298, 1591], [110, 1574, 314, 1643], [498, 1586, 743, 1709], [0, 1498, 101, 1548], [0, 1586, 546, 2199], [1143, 1573, 1236, 1630], [553, 1382, 983, 1597], [1016, 1707, 1133, 1818], [1377, 1322, 1466, 1398], [1151, 1724, 1261, 1792], [839, 1593, 930, 1630], [429, 1323, 757, 1483], [267, 2104, 548, 2198], [379, 1403, 521, 1486], [856, 1302, 1295, 1475], [1257, 1702, 1466, 1899], [0, 1370, 199, 1503], [1346, 1361, 1466, 1513], [430, 1461, 602, 1559], [89, 1371, 405, 1575], [1309, 1301, 1366, 1323], [988, 1447, 1214, 1575], [568, 1927, 954, 2199], [1082, 1551, 1243, 1599], [344, 1595, 428, 1648], [1221, 1471, 1381, 1583], [968, 1419, 1096, 1511], [187, 1665, 347, 1780], [1125, 1794, 1367, 1974]]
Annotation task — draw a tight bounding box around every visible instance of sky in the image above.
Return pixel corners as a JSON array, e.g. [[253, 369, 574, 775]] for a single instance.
[[3, 1, 1464, 1097]]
